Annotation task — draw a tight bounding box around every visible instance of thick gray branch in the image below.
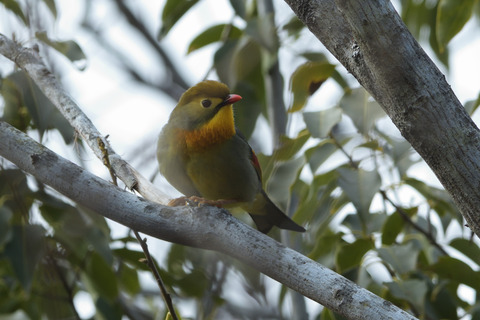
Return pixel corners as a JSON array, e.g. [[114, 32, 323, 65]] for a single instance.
[[283, 0, 480, 237], [0, 120, 416, 320], [0, 33, 169, 204]]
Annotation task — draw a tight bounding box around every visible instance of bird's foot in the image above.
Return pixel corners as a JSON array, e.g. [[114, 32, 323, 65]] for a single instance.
[[167, 196, 236, 208]]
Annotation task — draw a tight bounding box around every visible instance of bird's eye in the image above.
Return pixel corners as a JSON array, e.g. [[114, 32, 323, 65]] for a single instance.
[[201, 99, 212, 108]]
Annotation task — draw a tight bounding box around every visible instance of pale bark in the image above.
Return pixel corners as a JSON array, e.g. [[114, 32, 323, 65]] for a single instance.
[[283, 0, 480, 237]]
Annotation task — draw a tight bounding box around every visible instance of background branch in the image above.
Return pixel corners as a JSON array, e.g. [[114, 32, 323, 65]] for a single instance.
[[283, 0, 480, 238]]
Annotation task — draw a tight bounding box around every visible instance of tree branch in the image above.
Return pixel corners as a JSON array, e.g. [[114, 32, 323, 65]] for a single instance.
[[283, 0, 480, 238], [0, 120, 417, 320]]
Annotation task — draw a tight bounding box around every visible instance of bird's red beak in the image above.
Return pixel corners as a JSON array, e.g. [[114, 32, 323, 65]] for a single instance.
[[224, 94, 242, 105]]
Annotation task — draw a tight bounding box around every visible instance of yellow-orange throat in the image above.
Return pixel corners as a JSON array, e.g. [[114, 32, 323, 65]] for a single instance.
[[184, 105, 235, 152]]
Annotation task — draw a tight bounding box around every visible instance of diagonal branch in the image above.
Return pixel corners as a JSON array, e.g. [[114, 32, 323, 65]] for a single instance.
[[283, 0, 480, 238], [0, 120, 417, 320]]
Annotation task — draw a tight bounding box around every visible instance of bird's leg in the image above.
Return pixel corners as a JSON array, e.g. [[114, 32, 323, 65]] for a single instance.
[[167, 196, 237, 208]]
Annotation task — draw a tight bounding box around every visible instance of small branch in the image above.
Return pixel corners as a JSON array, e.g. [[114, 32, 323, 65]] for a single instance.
[[133, 231, 179, 320], [113, 0, 189, 92], [380, 190, 449, 256]]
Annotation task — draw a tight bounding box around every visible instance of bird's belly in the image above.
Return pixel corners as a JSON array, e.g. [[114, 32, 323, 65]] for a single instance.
[[187, 150, 259, 202]]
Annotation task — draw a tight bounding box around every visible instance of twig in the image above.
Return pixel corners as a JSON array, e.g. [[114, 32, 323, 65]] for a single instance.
[[133, 231, 179, 320], [99, 138, 179, 320], [380, 190, 449, 256]]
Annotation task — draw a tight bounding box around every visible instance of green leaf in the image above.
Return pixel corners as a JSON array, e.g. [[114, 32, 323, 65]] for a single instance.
[[40, 0, 57, 17], [4, 225, 46, 291], [0, 0, 27, 25], [449, 238, 480, 265], [274, 129, 310, 161], [282, 16, 304, 39], [232, 79, 264, 139], [245, 15, 279, 52], [385, 279, 428, 312], [377, 242, 420, 275], [35, 32, 86, 68], [436, 0, 476, 53], [339, 87, 385, 135], [430, 256, 480, 290], [229, 0, 246, 19], [85, 252, 119, 301], [336, 238, 374, 273], [288, 62, 336, 112], [303, 107, 342, 138], [382, 210, 409, 245], [404, 177, 462, 225], [464, 92, 480, 115], [308, 229, 343, 268], [159, 0, 199, 38], [337, 167, 381, 225], [1, 71, 75, 143], [187, 24, 242, 54], [118, 264, 140, 295], [265, 156, 305, 208], [114, 248, 151, 271], [0, 207, 12, 247], [305, 140, 338, 173]]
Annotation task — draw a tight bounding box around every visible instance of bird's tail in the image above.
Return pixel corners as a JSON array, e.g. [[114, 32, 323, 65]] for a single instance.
[[249, 191, 306, 234]]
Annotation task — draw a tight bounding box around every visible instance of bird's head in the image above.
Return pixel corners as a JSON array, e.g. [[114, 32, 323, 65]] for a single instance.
[[169, 80, 242, 131]]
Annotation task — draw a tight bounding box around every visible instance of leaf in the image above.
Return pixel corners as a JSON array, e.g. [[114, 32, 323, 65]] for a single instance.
[[303, 107, 342, 138], [308, 229, 343, 268], [187, 24, 242, 54], [404, 177, 462, 225], [159, 0, 199, 38], [265, 156, 305, 208], [336, 238, 374, 273], [274, 129, 310, 161], [4, 225, 46, 291], [305, 140, 338, 173], [2, 71, 75, 143], [0, 0, 28, 25], [282, 16, 304, 39], [85, 252, 119, 301], [436, 0, 476, 53], [339, 87, 385, 135], [449, 238, 480, 266], [464, 92, 480, 116], [118, 264, 140, 295], [337, 167, 381, 225], [288, 62, 336, 112], [382, 211, 408, 245], [229, 0, 246, 19], [377, 242, 420, 275], [40, 0, 57, 18], [35, 32, 86, 68], [430, 256, 480, 290], [385, 279, 428, 312], [245, 15, 279, 52], [0, 207, 12, 247]]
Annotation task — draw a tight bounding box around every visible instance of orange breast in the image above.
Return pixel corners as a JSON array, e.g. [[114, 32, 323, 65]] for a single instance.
[[182, 106, 236, 153]]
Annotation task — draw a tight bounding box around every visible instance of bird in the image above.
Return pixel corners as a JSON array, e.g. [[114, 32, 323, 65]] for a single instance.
[[157, 80, 305, 234]]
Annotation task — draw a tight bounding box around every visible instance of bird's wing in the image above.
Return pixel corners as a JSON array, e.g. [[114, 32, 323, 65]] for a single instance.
[[236, 129, 262, 182]]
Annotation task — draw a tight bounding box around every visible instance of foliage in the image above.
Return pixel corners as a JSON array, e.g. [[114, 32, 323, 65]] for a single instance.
[[1, 0, 480, 319]]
